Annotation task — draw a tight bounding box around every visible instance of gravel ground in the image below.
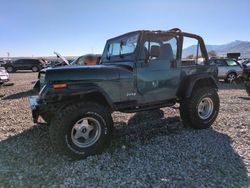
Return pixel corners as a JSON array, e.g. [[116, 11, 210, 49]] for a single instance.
[[0, 72, 249, 188]]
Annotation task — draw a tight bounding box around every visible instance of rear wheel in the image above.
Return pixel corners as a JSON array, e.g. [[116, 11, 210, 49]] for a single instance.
[[6, 66, 15, 73], [180, 87, 220, 129], [226, 72, 237, 83], [49, 102, 113, 159], [31, 66, 39, 72]]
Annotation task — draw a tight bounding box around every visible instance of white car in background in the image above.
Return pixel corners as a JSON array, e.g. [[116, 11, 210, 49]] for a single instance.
[[0, 67, 9, 86], [209, 58, 243, 82]]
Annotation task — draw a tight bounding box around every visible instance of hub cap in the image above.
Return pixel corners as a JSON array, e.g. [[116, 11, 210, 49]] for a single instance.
[[71, 117, 101, 148], [198, 97, 214, 120]]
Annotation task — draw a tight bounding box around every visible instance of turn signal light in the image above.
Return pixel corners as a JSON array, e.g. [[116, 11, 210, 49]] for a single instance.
[[52, 83, 67, 89]]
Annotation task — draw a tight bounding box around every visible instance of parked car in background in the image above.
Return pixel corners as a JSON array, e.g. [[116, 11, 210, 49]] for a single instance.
[[2, 59, 46, 73], [240, 60, 250, 95], [0, 67, 9, 85], [0, 60, 5, 66], [209, 58, 243, 82], [45, 52, 71, 68], [242, 60, 250, 67]]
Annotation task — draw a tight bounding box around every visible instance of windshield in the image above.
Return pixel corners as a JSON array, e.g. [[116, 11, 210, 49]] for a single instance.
[[102, 33, 139, 62]]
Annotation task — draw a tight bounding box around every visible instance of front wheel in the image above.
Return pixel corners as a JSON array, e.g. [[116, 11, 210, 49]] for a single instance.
[[6, 66, 15, 73], [49, 102, 113, 159], [180, 87, 220, 129]]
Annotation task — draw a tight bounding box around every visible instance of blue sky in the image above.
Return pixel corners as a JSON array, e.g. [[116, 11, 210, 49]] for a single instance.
[[0, 0, 249, 57]]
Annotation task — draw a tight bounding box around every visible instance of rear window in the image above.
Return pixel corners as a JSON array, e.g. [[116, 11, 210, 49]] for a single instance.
[[226, 60, 238, 66]]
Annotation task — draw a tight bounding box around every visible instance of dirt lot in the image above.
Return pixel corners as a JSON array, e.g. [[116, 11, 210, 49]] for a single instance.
[[0, 72, 249, 187]]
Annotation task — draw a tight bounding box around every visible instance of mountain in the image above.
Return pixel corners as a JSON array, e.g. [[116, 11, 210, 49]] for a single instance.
[[183, 40, 250, 58]]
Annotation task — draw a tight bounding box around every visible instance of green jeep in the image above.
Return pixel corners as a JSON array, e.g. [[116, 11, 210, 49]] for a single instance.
[[29, 28, 220, 159]]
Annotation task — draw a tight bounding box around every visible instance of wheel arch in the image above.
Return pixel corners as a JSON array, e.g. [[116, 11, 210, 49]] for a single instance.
[[177, 74, 218, 99], [52, 85, 115, 111], [226, 70, 237, 77]]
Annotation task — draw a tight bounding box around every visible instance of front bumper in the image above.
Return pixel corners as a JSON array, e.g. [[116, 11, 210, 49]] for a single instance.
[[28, 96, 40, 123], [0, 75, 9, 83]]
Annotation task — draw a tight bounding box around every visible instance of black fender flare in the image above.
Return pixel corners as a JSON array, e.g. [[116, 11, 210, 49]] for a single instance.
[[40, 83, 115, 110], [177, 74, 218, 99]]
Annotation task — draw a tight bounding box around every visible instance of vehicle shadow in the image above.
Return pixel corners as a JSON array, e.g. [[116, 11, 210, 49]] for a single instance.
[[218, 82, 245, 90], [2, 89, 33, 100], [0, 112, 249, 187], [239, 96, 250, 100], [113, 109, 182, 140], [10, 70, 37, 74]]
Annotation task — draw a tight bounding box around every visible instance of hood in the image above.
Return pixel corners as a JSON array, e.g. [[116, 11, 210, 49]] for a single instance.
[[44, 64, 133, 82], [54, 52, 69, 65]]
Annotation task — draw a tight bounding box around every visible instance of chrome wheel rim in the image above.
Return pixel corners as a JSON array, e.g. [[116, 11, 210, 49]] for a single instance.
[[71, 117, 101, 148], [198, 97, 214, 120]]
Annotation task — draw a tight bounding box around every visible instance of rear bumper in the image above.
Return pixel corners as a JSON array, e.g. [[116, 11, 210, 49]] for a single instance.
[[28, 96, 40, 123]]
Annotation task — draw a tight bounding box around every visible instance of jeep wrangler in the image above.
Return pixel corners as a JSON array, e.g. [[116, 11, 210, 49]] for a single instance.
[[28, 28, 220, 159]]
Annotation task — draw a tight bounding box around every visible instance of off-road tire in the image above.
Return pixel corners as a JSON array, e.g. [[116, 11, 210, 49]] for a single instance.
[[6, 66, 15, 73], [179, 100, 191, 127], [245, 81, 250, 96], [49, 102, 113, 160], [180, 87, 220, 129]]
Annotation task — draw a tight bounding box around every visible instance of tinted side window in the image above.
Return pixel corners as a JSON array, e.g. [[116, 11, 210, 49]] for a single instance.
[[24, 59, 32, 65], [215, 60, 226, 66], [29, 59, 40, 64], [14, 60, 23, 64]]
